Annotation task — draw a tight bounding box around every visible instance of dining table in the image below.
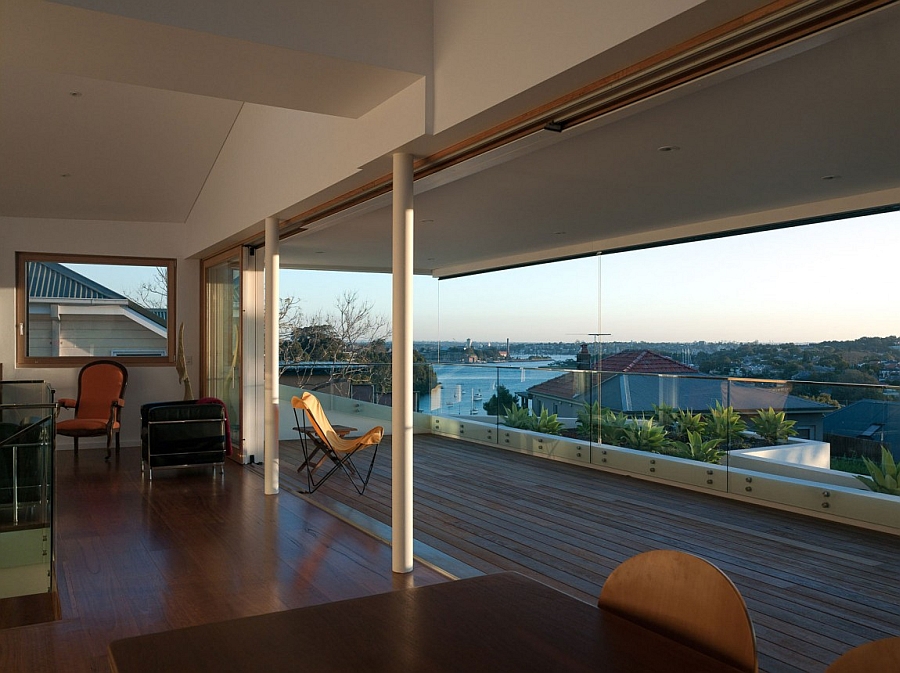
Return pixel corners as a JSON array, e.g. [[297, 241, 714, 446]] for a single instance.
[[108, 571, 746, 672]]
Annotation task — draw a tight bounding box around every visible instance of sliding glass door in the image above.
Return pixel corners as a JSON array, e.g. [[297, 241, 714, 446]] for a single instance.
[[203, 250, 242, 460]]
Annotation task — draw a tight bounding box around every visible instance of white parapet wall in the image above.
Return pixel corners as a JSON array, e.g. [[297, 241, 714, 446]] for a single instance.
[[728, 441, 866, 490]]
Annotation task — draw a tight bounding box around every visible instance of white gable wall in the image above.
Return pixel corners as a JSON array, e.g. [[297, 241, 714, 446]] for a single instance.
[[0, 216, 198, 448]]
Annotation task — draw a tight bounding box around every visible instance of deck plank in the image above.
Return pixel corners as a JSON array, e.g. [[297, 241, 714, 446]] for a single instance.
[[277, 434, 900, 673]]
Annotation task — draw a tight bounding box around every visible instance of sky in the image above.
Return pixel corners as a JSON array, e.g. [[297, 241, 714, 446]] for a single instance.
[[67, 209, 900, 346], [281, 210, 900, 345]]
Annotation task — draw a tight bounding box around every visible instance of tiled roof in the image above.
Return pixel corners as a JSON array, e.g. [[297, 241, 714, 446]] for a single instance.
[[598, 349, 698, 374], [527, 349, 834, 416]]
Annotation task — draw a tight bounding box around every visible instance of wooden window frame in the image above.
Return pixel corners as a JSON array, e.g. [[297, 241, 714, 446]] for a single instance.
[[16, 251, 177, 367]]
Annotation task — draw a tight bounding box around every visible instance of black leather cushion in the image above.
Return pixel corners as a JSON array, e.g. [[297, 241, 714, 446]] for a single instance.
[[141, 401, 226, 467]]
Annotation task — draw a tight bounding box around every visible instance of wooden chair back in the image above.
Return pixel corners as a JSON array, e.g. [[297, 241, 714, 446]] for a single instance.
[[825, 636, 900, 672], [598, 549, 757, 673], [75, 360, 128, 420]]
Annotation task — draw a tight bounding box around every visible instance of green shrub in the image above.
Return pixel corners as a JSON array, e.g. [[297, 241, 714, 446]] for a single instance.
[[652, 403, 678, 431], [856, 446, 900, 496], [502, 404, 533, 430], [750, 407, 797, 445], [532, 408, 564, 435], [502, 404, 564, 435], [669, 409, 706, 442], [576, 401, 602, 441], [484, 385, 516, 415], [600, 409, 631, 446], [667, 431, 724, 463], [620, 419, 670, 453], [705, 402, 747, 449]]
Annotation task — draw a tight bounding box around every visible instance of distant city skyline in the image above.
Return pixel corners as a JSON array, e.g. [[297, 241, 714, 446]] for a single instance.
[[282, 210, 900, 345]]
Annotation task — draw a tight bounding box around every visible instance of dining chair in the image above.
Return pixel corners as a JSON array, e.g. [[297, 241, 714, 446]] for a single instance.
[[57, 360, 128, 460], [825, 636, 900, 672], [290, 392, 382, 494], [598, 549, 758, 673]]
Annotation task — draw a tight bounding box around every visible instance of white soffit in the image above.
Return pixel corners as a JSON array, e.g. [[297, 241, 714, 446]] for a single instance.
[[4, 0, 421, 117]]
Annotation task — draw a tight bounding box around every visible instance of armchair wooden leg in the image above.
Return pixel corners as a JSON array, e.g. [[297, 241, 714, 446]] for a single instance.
[[73, 437, 79, 456]]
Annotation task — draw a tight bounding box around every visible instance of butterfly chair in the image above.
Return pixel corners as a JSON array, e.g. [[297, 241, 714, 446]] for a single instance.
[[826, 636, 900, 672], [598, 549, 758, 673], [57, 360, 128, 460], [290, 392, 382, 495]]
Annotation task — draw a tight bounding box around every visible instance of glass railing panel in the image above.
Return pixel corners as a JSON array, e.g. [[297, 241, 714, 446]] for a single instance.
[[0, 381, 55, 601]]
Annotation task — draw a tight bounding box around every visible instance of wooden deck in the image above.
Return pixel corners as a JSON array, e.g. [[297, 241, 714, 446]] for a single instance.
[[0, 446, 446, 673], [273, 433, 900, 673]]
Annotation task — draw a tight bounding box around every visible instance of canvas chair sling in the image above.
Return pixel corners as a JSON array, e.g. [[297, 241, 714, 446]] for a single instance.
[[291, 393, 382, 495]]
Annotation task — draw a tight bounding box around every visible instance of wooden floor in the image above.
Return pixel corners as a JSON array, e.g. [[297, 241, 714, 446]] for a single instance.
[[274, 434, 900, 673], [0, 446, 446, 673]]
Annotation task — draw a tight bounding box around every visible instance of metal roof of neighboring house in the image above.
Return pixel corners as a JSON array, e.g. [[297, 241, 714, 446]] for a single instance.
[[28, 261, 126, 301], [27, 261, 167, 328], [823, 399, 900, 448]]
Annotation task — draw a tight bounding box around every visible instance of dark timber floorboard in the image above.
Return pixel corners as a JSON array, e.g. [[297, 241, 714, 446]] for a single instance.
[[274, 434, 900, 673], [0, 446, 446, 673]]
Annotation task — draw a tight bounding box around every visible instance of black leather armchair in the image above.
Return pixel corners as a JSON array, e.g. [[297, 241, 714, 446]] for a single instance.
[[140, 400, 227, 480]]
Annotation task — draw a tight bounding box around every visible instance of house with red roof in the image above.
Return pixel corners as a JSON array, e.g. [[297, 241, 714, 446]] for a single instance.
[[527, 349, 833, 440]]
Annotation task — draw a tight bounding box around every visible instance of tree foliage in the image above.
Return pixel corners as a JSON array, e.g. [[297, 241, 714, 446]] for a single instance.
[[483, 384, 515, 415]]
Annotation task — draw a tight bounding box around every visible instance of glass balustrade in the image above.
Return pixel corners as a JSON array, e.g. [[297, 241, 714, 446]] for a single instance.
[[280, 362, 900, 531], [0, 380, 55, 602]]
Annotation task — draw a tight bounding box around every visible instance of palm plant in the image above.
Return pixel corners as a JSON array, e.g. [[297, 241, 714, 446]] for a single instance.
[[600, 409, 631, 446], [667, 431, 725, 463], [856, 446, 900, 496], [750, 407, 797, 445], [652, 403, 678, 432], [705, 402, 747, 449], [503, 404, 564, 435], [532, 408, 564, 435], [576, 401, 602, 441], [620, 418, 670, 453], [503, 404, 533, 430], [669, 409, 706, 442]]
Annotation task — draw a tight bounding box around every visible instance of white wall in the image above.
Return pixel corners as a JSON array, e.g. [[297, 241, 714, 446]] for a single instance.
[[0, 216, 200, 448]]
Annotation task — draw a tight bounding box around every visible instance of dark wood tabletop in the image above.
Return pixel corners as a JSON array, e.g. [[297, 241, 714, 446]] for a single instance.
[[108, 572, 745, 672]]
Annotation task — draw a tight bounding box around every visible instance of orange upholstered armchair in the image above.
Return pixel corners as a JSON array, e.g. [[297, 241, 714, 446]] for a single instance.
[[57, 360, 128, 460]]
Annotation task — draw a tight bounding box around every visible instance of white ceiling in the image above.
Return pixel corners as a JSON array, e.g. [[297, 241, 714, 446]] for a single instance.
[[283, 3, 900, 276], [0, 0, 425, 222], [2, 0, 899, 276]]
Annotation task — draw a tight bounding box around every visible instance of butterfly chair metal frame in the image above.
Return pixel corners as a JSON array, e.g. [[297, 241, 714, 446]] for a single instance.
[[291, 393, 382, 495]]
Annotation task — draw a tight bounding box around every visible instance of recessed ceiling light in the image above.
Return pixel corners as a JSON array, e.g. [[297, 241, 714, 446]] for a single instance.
[[821, 174, 841, 181], [314, 250, 325, 254], [60, 173, 72, 178], [69, 91, 82, 98], [420, 219, 434, 225], [553, 231, 566, 235], [657, 145, 680, 152]]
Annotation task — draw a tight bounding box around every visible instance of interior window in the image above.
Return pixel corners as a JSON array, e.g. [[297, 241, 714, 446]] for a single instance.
[[16, 252, 176, 366]]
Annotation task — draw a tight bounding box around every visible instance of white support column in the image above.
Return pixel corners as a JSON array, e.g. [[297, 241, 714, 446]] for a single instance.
[[264, 216, 280, 495], [392, 153, 414, 573]]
